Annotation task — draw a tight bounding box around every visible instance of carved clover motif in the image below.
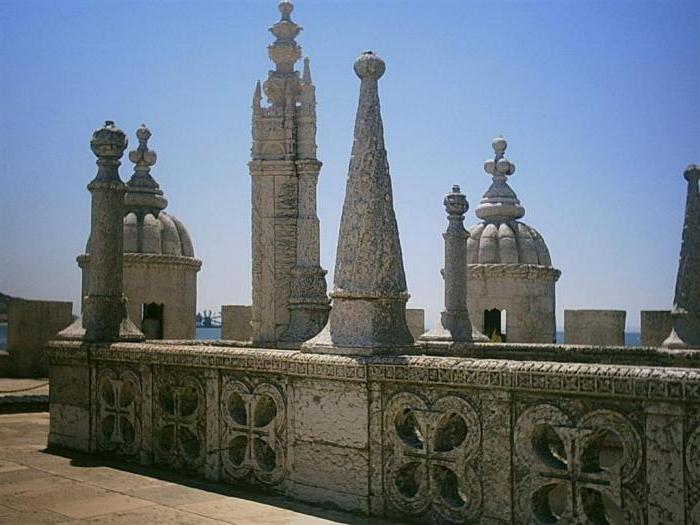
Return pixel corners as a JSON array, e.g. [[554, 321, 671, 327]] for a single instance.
[[514, 405, 643, 524], [97, 368, 141, 455], [154, 372, 205, 471], [384, 392, 482, 524], [221, 378, 286, 485]]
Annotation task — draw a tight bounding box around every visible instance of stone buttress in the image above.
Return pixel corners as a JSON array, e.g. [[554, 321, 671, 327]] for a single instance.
[[250, 0, 329, 345]]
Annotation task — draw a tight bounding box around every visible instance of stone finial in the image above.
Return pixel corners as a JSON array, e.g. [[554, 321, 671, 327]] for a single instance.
[[302, 51, 413, 355], [125, 125, 167, 213], [302, 57, 312, 84], [662, 163, 700, 349], [58, 120, 144, 342], [420, 185, 487, 344], [268, 0, 302, 74], [354, 51, 386, 80], [475, 135, 525, 222], [90, 121, 128, 176]]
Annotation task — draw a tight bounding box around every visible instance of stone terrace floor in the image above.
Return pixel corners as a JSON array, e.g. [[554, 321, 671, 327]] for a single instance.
[[0, 413, 399, 525]]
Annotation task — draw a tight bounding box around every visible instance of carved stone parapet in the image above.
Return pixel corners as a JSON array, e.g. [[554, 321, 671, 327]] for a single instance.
[[468, 263, 562, 282]]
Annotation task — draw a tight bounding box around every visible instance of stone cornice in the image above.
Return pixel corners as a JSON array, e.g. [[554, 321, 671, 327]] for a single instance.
[[46, 340, 700, 403], [77, 253, 202, 270], [468, 263, 561, 282]]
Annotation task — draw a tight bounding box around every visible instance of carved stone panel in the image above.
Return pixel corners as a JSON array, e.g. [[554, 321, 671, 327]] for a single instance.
[[383, 391, 482, 523], [514, 400, 645, 524], [153, 369, 206, 473], [220, 376, 287, 486], [686, 411, 700, 523], [96, 366, 142, 458]]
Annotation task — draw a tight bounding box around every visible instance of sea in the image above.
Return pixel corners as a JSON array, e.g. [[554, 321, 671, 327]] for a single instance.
[[0, 324, 642, 350]]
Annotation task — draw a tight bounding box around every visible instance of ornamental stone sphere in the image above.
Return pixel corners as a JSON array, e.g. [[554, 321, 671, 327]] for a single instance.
[[354, 51, 386, 80], [90, 120, 128, 159], [492, 136, 507, 153]]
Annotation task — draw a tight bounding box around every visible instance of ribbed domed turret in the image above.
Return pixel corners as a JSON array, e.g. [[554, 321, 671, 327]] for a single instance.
[[467, 136, 553, 267], [467, 221, 551, 265]]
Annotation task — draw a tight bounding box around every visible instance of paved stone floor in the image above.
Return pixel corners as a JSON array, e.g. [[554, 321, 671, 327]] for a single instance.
[[0, 413, 399, 525]]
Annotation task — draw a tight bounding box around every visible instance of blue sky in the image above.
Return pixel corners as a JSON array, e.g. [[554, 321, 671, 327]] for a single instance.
[[1, 0, 698, 330]]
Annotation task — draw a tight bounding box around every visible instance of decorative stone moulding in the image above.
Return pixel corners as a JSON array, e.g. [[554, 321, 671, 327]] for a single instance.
[[47, 339, 700, 524]]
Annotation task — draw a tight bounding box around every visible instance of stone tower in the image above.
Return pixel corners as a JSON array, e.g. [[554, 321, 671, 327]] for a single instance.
[[303, 51, 414, 355], [250, 0, 329, 345], [78, 125, 201, 340], [466, 137, 561, 343]]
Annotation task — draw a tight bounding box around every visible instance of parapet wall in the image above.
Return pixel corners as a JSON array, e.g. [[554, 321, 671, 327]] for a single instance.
[[565, 309, 626, 346], [47, 340, 700, 524], [641, 310, 673, 347]]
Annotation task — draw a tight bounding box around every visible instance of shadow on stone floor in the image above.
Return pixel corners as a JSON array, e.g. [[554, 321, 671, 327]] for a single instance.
[[41, 446, 395, 525]]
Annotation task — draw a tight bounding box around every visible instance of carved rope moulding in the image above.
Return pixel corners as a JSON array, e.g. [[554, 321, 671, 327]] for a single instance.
[[220, 377, 287, 486], [384, 391, 482, 524]]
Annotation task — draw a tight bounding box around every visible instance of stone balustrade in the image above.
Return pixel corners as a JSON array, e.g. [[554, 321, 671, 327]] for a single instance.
[[47, 339, 700, 524]]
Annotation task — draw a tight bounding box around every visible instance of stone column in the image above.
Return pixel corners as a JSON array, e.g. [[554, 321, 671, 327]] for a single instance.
[[58, 121, 143, 342], [663, 164, 700, 349], [421, 185, 486, 343], [302, 52, 414, 355]]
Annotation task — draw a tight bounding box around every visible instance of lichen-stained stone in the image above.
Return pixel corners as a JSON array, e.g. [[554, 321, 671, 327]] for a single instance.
[[250, 1, 329, 345], [78, 125, 201, 340], [293, 378, 368, 448], [663, 164, 700, 350], [302, 52, 414, 355], [58, 121, 143, 343], [420, 185, 487, 344]]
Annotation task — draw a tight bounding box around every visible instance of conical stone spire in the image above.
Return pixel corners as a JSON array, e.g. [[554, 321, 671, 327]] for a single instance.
[[662, 164, 700, 349], [303, 51, 414, 355]]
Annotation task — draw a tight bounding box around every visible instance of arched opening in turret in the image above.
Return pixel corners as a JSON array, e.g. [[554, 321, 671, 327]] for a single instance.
[[484, 308, 507, 342], [142, 303, 164, 340]]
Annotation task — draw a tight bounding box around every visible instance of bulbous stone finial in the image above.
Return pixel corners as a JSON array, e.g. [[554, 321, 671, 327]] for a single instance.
[[125, 124, 166, 213], [354, 51, 385, 80], [445, 184, 468, 217], [90, 120, 128, 160], [278, 0, 293, 20], [128, 124, 158, 173], [475, 135, 524, 222]]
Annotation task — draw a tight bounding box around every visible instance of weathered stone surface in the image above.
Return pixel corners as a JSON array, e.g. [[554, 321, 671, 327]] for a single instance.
[[565, 309, 626, 346], [420, 185, 486, 344], [79, 126, 201, 340], [641, 310, 673, 347], [46, 337, 700, 524], [467, 137, 560, 343], [221, 305, 252, 341], [303, 52, 413, 355], [293, 378, 368, 448], [58, 121, 143, 343], [6, 299, 72, 377], [405, 309, 424, 340], [250, 2, 329, 345], [663, 164, 700, 349]]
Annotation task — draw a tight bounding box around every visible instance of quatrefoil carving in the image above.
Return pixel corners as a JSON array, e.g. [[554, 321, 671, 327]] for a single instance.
[[384, 392, 482, 524], [221, 379, 287, 485], [97, 368, 141, 455]]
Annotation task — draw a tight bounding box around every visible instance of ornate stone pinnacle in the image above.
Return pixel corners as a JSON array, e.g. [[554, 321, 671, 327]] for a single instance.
[[128, 124, 157, 174], [268, 0, 302, 74], [445, 184, 468, 218], [662, 163, 700, 349], [302, 51, 413, 355], [475, 135, 525, 222], [125, 125, 166, 213]]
